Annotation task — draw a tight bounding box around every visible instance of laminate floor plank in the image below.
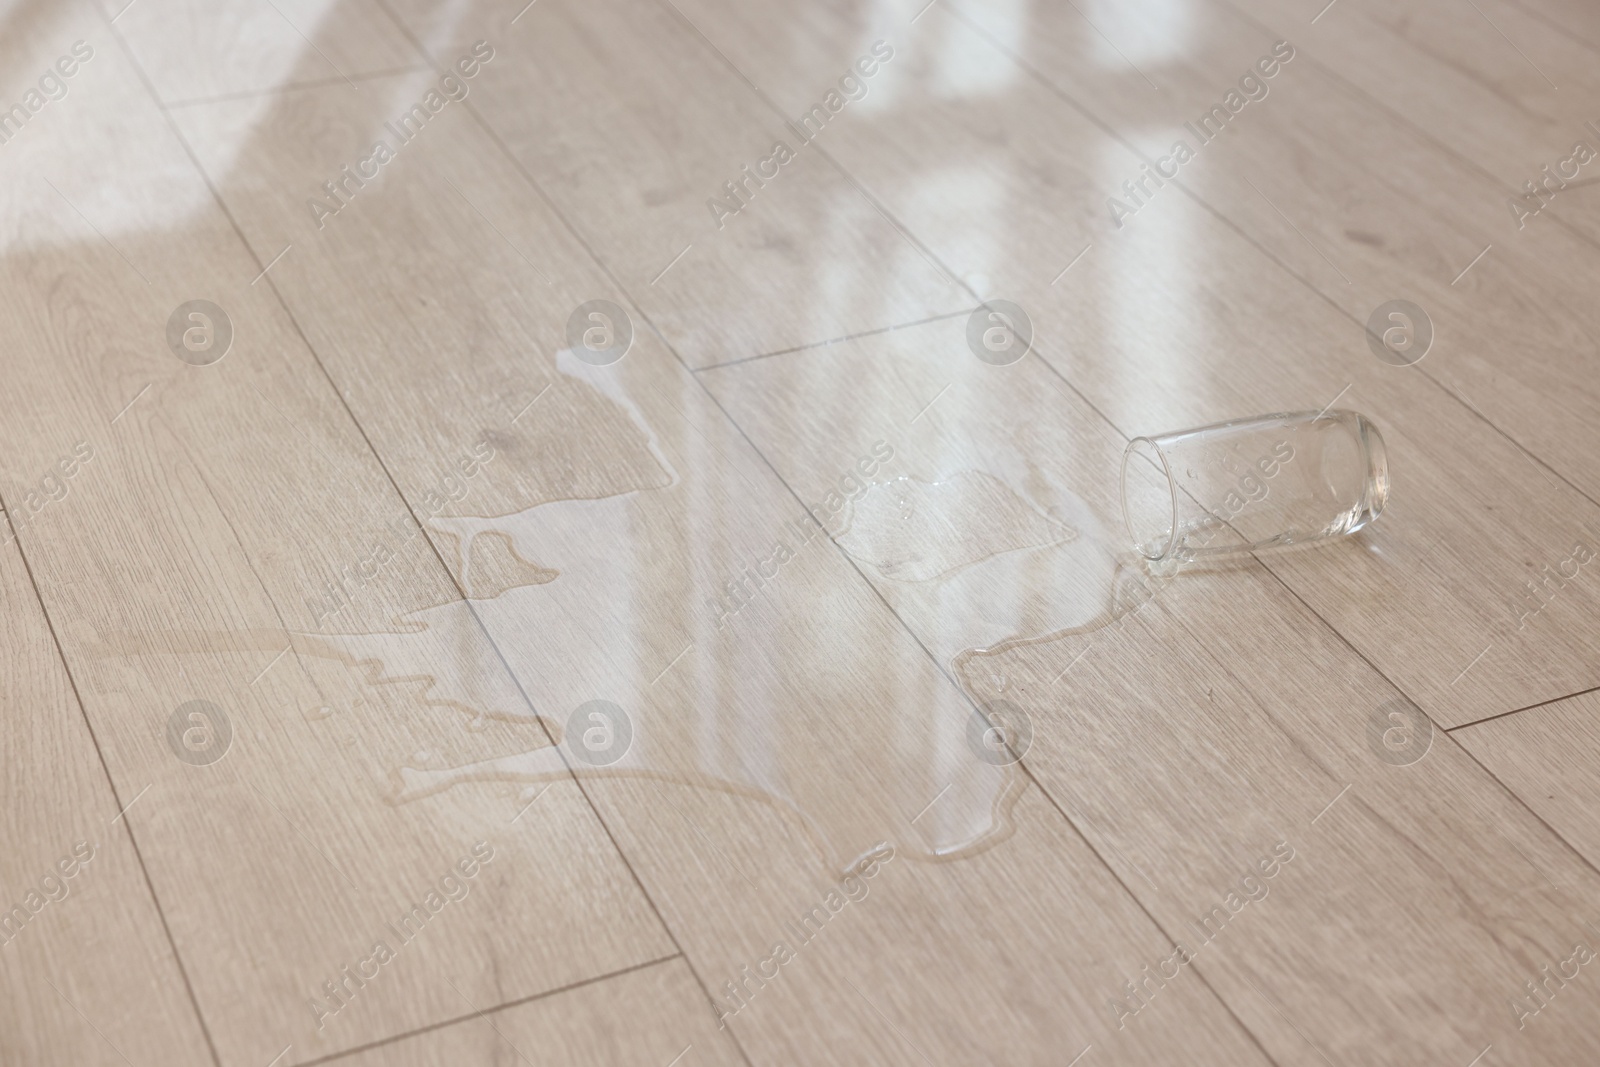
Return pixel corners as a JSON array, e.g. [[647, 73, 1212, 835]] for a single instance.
[[379, 0, 973, 367], [662, 0, 1600, 728], [0, 521, 215, 1066], [703, 313, 1600, 1067], [0, 7, 675, 1065], [154, 31, 1277, 1067]]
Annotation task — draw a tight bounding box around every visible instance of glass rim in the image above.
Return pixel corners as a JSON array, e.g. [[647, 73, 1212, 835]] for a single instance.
[[1121, 436, 1177, 563]]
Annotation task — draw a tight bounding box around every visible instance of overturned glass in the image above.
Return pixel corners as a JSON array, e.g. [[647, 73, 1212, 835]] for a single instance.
[[1121, 409, 1388, 563]]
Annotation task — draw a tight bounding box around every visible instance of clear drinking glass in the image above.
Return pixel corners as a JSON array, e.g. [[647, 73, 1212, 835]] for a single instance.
[[1121, 409, 1389, 562]]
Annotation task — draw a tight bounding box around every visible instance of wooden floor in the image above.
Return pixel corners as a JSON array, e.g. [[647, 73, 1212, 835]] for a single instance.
[[3, 0, 1600, 1063]]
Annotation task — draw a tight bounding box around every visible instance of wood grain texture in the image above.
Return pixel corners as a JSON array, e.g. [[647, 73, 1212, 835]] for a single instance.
[[4, 0, 1600, 1062], [157, 36, 1277, 1066], [1219, 0, 1588, 200], [704, 313, 1600, 1066], [0, 6, 674, 1065], [1505, 0, 1600, 53]]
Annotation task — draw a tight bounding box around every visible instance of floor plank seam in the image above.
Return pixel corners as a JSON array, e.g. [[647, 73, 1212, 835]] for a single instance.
[[1448, 683, 1600, 733], [290, 953, 686, 1067], [162, 63, 434, 110], [1245, 553, 1600, 889], [693, 308, 978, 372]]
